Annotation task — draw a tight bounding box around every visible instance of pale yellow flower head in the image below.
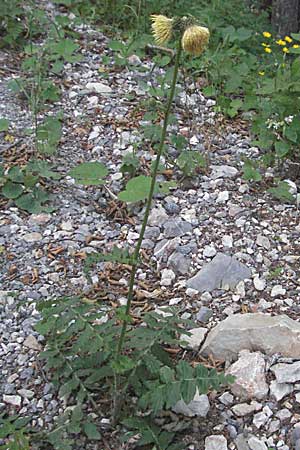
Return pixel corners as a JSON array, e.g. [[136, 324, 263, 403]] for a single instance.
[[263, 31, 271, 38], [150, 15, 173, 45], [285, 36, 293, 43], [182, 25, 210, 56]]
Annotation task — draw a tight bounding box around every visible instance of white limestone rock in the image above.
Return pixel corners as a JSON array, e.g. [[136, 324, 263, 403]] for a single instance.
[[201, 313, 300, 361], [180, 328, 208, 350], [226, 350, 268, 400], [172, 390, 210, 417]]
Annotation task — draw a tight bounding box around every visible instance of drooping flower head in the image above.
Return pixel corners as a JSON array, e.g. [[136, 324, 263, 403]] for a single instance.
[[182, 25, 210, 56], [150, 15, 174, 45]]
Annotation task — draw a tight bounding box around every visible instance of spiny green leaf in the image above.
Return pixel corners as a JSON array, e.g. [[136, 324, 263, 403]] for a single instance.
[[69, 162, 108, 185]]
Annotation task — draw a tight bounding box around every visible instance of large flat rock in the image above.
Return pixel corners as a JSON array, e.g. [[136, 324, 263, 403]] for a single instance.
[[200, 313, 300, 361], [187, 253, 251, 292]]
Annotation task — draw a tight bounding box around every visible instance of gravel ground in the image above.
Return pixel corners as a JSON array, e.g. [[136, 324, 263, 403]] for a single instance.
[[1, 13, 300, 450]]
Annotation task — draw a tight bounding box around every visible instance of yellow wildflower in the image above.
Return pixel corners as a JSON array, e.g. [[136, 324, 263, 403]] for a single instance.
[[264, 47, 272, 53], [293, 44, 300, 48], [262, 42, 270, 47], [182, 25, 210, 56], [263, 31, 272, 38], [4, 134, 14, 143], [283, 47, 289, 53], [258, 71, 265, 76], [276, 39, 286, 45], [150, 15, 173, 45], [284, 36, 293, 43]]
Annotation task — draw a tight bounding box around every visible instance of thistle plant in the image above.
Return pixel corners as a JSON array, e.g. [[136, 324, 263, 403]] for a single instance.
[[35, 15, 233, 450], [116, 13, 211, 376]]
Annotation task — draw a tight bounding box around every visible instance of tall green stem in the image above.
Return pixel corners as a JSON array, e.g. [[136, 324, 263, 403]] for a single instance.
[[116, 39, 182, 355], [112, 38, 182, 423]]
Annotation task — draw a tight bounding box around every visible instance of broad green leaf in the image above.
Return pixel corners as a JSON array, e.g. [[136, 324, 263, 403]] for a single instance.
[[275, 141, 290, 158], [2, 181, 23, 199], [15, 193, 43, 213], [176, 151, 206, 177], [108, 40, 125, 52], [284, 125, 298, 143], [59, 378, 79, 397], [268, 181, 294, 203], [26, 160, 61, 179], [120, 153, 139, 175], [291, 33, 300, 40], [0, 118, 9, 132], [83, 423, 101, 440], [23, 174, 39, 188], [118, 175, 157, 203], [158, 180, 177, 194], [69, 162, 108, 185], [7, 166, 24, 183], [242, 159, 262, 182], [51, 39, 79, 60]]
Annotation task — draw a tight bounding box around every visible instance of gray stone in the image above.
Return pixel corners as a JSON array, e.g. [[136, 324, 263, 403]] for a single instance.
[[232, 401, 262, 417], [22, 232, 42, 242], [271, 361, 300, 383], [253, 411, 269, 429], [205, 435, 228, 450], [226, 351, 268, 400], [163, 218, 192, 238], [291, 426, 300, 445], [148, 206, 168, 226], [85, 82, 112, 94], [23, 335, 42, 351], [210, 165, 238, 180], [160, 269, 176, 287], [275, 408, 292, 420], [219, 392, 234, 406], [201, 313, 300, 361], [248, 437, 267, 450], [196, 306, 213, 323], [203, 245, 217, 258], [3, 395, 22, 407], [269, 380, 293, 401], [154, 238, 180, 259], [172, 391, 210, 417], [270, 285, 286, 297], [256, 234, 271, 250], [168, 252, 191, 275], [18, 389, 35, 399], [235, 434, 250, 450], [180, 328, 207, 350], [187, 253, 251, 293]]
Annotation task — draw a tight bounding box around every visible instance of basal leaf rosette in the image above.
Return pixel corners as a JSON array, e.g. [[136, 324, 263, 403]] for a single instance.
[[182, 25, 210, 56]]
